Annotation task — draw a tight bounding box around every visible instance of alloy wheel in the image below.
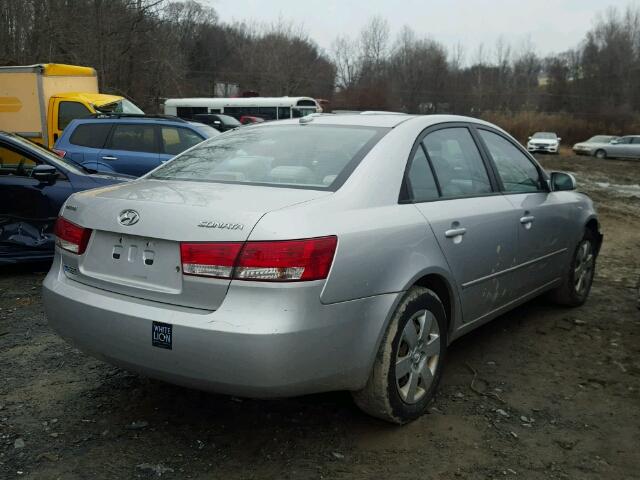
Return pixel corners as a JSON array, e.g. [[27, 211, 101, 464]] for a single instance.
[[574, 240, 594, 295], [395, 309, 441, 404]]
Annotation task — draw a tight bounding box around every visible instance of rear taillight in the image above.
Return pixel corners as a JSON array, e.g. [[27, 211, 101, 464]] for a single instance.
[[180, 242, 243, 278], [52, 148, 66, 158], [180, 236, 337, 282], [235, 237, 337, 281], [54, 217, 92, 254]]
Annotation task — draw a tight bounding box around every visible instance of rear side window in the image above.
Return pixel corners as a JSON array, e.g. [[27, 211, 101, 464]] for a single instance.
[[423, 128, 492, 198], [161, 127, 203, 155], [150, 125, 386, 190], [407, 145, 439, 202], [108, 124, 157, 153], [58, 102, 91, 130], [479, 130, 543, 193], [69, 124, 112, 149]]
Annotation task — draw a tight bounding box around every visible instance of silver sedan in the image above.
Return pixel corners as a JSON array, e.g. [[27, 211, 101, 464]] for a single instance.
[[43, 114, 603, 424], [591, 135, 640, 159], [572, 135, 619, 156]]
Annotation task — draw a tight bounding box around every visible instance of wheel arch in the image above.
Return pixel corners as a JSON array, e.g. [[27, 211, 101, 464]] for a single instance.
[[585, 216, 604, 255]]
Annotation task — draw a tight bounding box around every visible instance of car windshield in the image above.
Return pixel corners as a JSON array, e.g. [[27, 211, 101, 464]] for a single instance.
[[148, 124, 387, 190], [95, 99, 144, 114], [11, 135, 86, 175], [532, 132, 557, 139], [587, 135, 615, 143]]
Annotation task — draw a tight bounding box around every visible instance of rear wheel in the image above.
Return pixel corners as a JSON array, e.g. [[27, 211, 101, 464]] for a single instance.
[[352, 287, 447, 424], [595, 149, 607, 160], [551, 229, 597, 306]]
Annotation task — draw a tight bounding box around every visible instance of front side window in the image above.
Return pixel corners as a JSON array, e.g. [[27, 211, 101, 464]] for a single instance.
[[149, 125, 386, 190], [161, 127, 203, 155], [479, 130, 543, 193], [422, 128, 492, 198], [617, 137, 633, 144], [58, 101, 91, 130], [0, 143, 40, 177], [108, 124, 156, 153], [406, 145, 439, 202], [69, 124, 112, 149]]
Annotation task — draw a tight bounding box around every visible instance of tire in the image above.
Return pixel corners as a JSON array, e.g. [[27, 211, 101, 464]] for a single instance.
[[551, 229, 598, 307], [595, 149, 607, 160], [352, 287, 447, 424]]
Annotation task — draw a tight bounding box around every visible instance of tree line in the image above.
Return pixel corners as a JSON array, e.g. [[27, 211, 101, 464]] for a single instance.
[[2, 0, 640, 140]]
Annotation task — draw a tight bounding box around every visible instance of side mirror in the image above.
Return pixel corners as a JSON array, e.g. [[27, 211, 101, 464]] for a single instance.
[[32, 164, 58, 183], [528, 136, 532, 140], [550, 171, 576, 191], [610, 139, 619, 144], [557, 137, 562, 142]]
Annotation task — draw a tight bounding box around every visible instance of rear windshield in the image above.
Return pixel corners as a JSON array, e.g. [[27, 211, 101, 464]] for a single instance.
[[148, 124, 387, 190]]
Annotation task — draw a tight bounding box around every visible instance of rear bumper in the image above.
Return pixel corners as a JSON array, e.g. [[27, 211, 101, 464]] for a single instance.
[[43, 255, 398, 397]]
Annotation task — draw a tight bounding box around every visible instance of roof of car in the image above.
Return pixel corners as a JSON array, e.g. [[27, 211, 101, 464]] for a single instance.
[[265, 113, 499, 129], [75, 114, 189, 125]]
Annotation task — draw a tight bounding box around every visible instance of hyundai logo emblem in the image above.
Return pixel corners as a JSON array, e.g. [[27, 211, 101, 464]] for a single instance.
[[118, 209, 140, 226]]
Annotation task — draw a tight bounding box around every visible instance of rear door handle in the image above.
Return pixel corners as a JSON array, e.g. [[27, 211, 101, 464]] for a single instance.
[[101, 156, 118, 161], [445, 227, 467, 238], [520, 215, 535, 224]]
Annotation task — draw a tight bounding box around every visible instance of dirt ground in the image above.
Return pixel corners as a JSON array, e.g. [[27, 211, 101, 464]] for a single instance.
[[1, 154, 639, 480]]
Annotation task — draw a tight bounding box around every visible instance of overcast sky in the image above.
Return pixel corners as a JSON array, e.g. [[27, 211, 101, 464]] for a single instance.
[[208, 0, 635, 60]]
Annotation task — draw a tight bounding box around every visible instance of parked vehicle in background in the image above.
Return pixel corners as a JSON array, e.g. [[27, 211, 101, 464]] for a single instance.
[[191, 113, 241, 132], [527, 132, 561, 154], [43, 113, 602, 424], [0, 64, 144, 148], [53, 114, 218, 176], [164, 96, 322, 122], [239, 115, 265, 125], [572, 135, 619, 156], [0, 131, 130, 264], [591, 135, 640, 160]]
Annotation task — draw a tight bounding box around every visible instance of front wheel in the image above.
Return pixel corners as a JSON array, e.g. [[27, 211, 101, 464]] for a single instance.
[[595, 149, 607, 160], [551, 229, 598, 306], [352, 287, 447, 424]]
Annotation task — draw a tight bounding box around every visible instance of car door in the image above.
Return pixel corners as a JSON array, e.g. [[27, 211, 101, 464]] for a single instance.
[[631, 137, 640, 158], [476, 128, 571, 296], [158, 125, 206, 163], [98, 123, 160, 176], [408, 125, 521, 326], [608, 136, 633, 158], [58, 122, 113, 170], [0, 140, 73, 254], [51, 99, 93, 146]]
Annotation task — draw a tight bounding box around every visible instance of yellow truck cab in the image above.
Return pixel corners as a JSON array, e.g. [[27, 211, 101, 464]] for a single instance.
[[0, 63, 143, 148]]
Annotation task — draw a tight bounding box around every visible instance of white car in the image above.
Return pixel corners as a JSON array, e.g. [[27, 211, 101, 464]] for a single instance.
[[527, 132, 561, 154]]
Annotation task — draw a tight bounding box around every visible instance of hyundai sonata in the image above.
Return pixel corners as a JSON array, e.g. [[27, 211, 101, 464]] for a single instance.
[[43, 114, 602, 423]]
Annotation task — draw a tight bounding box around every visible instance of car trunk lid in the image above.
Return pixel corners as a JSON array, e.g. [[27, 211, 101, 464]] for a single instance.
[[60, 179, 330, 310]]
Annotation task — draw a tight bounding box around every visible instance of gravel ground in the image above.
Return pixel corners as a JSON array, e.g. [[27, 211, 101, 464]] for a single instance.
[[1, 154, 639, 480]]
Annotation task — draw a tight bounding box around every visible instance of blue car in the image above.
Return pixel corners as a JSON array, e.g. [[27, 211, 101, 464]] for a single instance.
[[0, 132, 130, 264], [53, 114, 219, 176]]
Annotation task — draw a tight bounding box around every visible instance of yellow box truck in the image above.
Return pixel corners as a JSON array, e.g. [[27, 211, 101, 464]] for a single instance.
[[0, 63, 143, 148]]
